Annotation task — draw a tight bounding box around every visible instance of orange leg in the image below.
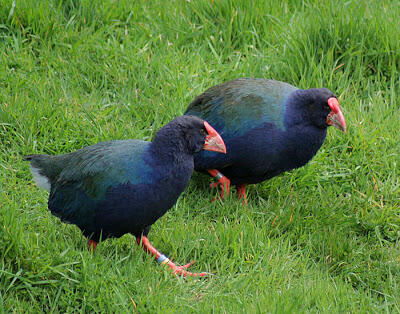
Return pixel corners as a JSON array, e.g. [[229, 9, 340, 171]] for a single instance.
[[88, 239, 98, 251], [136, 236, 208, 278], [207, 169, 230, 201], [236, 184, 247, 204]]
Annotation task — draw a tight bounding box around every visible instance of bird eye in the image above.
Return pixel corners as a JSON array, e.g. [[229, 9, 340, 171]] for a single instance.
[[199, 129, 207, 135]]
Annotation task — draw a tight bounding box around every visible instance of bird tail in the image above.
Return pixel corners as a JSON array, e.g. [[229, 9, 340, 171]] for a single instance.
[[24, 154, 53, 191]]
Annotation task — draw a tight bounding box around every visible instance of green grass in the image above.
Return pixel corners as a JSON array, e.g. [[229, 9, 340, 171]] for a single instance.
[[1, 0, 400, 312]]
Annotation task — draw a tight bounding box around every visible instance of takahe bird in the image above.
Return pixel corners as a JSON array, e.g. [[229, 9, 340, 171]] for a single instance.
[[184, 78, 346, 203], [24, 116, 226, 277]]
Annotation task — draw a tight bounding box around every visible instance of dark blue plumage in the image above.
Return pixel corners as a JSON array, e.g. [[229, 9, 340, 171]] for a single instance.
[[184, 78, 346, 201], [25, 115, 226, 277]]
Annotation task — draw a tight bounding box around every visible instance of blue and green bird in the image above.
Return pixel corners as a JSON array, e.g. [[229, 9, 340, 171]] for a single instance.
[[25, 115, 226, 277], [184, 78, 346, 203]]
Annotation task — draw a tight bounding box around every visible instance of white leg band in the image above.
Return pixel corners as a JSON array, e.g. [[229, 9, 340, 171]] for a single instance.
[[215, 172, 224, 180], [156, 254, 170, 265]]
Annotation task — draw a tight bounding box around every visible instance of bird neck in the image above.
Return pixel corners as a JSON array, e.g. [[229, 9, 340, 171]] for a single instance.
[[149, 134, 194, 190], [284, 89, 313, 128], [151, 132, 190, 163]]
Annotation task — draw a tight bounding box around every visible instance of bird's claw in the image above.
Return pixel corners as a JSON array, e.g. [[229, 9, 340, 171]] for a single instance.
[[210, 177, 230, 200], [168, 260, 208, 277], [137, 236, 210, 278], [236, 184, 248, 205], [171, 265, 209, 277], [88, 239, 98, 252], [180, 261, 194, 269]]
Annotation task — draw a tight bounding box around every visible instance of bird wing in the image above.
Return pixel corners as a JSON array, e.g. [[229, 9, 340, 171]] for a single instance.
[[185, 78, 298, 138], [55, 140, 152, 194], [48, 140, 154, 226]]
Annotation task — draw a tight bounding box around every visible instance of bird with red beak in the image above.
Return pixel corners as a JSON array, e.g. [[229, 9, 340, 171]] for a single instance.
[[184, 78, 347, 203], [24, 115, 226, 278]]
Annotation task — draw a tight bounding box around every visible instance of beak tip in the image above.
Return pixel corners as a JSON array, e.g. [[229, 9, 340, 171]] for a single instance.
[[203, 121, 227, 154]]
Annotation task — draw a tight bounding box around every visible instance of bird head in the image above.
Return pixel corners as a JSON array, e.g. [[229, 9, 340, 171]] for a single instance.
[[300, 88, 346, 133], [172, 115, 226, 154]]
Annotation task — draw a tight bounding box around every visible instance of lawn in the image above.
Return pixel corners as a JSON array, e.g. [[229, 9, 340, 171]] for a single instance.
[[1, 0, 400, 312]]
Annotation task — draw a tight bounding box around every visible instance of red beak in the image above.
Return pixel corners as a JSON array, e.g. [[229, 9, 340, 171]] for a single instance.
[[203, 121, 227, 154], [326, 97, 346, 133]]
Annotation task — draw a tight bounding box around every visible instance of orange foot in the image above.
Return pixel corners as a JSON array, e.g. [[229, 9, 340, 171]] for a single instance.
[[88, 239, 98, 252], [207, 169, 230, 201], [236, 184, 247, 204], [137, 236, 208, 278]]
